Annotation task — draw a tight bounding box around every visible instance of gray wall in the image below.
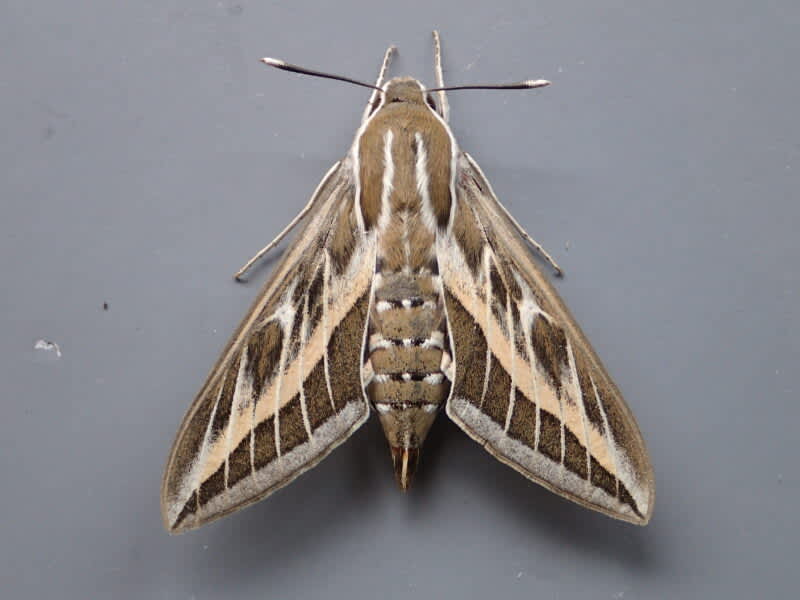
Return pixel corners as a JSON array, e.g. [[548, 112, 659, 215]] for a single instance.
[[1, 1, 797, 598]]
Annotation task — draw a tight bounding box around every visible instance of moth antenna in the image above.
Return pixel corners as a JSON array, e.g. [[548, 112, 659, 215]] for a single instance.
[[261, 58, 384, 92], [427, 79, 551, 92]]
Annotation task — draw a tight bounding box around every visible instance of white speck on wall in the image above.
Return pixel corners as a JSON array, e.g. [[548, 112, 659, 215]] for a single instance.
[[34, 339, 61, 357]]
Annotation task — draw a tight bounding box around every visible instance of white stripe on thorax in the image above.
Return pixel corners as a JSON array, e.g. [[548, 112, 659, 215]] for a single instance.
[[414, 132, 438, 233], [378, 129, 394, 231]]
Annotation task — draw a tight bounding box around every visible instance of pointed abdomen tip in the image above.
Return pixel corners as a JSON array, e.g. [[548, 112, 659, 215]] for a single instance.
[[390, 446, 420, 491]]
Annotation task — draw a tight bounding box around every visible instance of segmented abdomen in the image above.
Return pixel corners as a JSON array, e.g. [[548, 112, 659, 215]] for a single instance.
[[364, 271, 452, 448]]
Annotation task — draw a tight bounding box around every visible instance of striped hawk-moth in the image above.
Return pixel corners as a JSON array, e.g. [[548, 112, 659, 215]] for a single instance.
[[161, 32, 655, 533]]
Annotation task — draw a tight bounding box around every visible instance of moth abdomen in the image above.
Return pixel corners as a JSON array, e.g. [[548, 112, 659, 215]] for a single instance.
[[364, 270, 452, 489]]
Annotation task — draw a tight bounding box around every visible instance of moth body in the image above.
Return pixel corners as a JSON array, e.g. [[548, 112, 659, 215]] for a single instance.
[[358, 78, 456, 489]]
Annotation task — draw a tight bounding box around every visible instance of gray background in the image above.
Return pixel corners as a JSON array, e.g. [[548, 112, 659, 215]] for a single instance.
[[2, 1, 797, 598]]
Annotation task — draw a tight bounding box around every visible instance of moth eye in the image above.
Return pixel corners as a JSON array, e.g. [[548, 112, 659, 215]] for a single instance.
[[426, 94, 437, 110]]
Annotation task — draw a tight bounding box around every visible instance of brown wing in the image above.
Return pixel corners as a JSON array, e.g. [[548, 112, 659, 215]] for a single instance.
[[161, 160, 376, 533], [439, 152, 654, 525]]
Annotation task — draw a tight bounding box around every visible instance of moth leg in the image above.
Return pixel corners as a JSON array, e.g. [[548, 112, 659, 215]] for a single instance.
[[522, 231, 563, 277], [234, 160, 343, 280], [500, 203, 563, 276], [432, 30, 450, 122], [233, 200, 314, 280], [361, 45, 396, 124]]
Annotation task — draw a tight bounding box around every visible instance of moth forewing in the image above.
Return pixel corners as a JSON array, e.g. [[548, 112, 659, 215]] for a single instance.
[[440, 153, 654, 524], [160, 160, 375, 533]]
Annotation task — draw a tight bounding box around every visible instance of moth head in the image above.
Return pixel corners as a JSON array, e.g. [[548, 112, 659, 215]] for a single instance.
[[382, 77, 437, 111]]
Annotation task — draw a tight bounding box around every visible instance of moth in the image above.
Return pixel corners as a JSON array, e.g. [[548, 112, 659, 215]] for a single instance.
[[161, 32, 655, 533]]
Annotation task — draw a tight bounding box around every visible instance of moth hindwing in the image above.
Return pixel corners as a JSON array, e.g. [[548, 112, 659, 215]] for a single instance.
[[161, 32, 654, 533]]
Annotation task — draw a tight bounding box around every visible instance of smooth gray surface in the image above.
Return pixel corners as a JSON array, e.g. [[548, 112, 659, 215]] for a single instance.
[[2, 1, 797, 598]]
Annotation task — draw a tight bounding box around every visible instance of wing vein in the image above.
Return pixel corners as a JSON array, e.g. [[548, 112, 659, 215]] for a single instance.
[[480, 247, 492, 408], [568, 341, 592, 481], [591, 375, 620, 498], [193, 384, 223, 499], [558, 387, 566, 469], [225, 350, 249, 488], [503, 291, 516, 433], [521, 314, 542, 453], [273, 321, 290, 459], [322, 251, 336, 411], [298, 292, 313, 438]]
